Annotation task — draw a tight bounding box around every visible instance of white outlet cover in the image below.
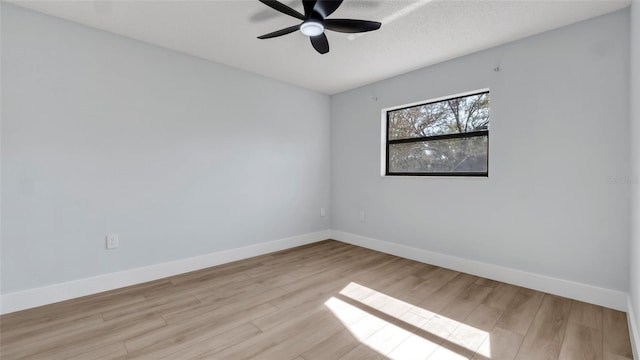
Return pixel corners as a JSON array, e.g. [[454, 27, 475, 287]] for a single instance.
[[106, 234, 119, 249]]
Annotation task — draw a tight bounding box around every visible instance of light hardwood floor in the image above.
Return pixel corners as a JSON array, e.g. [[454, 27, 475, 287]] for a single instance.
[[0, 240, 634, 359]]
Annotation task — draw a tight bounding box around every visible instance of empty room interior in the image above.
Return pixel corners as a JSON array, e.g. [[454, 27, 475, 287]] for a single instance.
[[1, 0, 639, 359]]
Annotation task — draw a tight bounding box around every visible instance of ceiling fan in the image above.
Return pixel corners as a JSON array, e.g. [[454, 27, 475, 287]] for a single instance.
[[257, 0, 382, 54]]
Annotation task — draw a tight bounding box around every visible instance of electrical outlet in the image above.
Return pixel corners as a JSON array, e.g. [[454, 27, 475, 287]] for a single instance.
[[106, 234, 119, 249], [320, 208, 326, 217], [359, 211, 365, 221]]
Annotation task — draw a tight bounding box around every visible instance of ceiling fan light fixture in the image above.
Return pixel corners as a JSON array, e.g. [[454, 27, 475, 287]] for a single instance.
[[257, 0, 382, 54], [300, 21, 324, 36]]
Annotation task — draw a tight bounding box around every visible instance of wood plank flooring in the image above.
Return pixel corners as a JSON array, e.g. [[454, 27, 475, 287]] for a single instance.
[[0, 240, 634, 359]]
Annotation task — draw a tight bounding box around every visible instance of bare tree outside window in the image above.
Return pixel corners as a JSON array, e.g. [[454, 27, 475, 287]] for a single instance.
[[386, 91, 489, 176]]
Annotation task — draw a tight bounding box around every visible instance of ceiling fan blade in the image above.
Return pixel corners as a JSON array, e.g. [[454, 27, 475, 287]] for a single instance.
[[313, 0, 343, 18], [302, 0, 317, 18], [310, 33, 329, 54], [324, 19, 381, 33], [257, 25, 301, 39], [258, 0, 305, 20]]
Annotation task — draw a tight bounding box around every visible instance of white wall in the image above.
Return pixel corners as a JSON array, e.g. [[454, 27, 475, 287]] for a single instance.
[[331, 10, 630, 292], [0, 3, 330, 294], [629, 0, 640, 355]]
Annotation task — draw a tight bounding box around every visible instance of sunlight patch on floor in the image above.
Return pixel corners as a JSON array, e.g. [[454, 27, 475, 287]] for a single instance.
[[325, 282, 491, 359], [326, 296, 435, 359]]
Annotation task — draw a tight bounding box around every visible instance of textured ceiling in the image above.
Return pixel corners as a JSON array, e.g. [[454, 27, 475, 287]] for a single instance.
[[7, 0, 631, 94]]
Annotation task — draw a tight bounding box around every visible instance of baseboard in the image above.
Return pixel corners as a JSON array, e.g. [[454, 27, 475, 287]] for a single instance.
[[331, 230, 628, 311], [629, 296, 640, 360], [1, 229, 629, 315], [0, 230, 331, 315]]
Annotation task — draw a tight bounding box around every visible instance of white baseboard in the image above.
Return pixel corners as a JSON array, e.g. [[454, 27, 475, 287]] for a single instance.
[[0, 229, 630, 315], [0, 230, 331, 315], [331, 230, 628, 311], [629, 296, 640, 360]]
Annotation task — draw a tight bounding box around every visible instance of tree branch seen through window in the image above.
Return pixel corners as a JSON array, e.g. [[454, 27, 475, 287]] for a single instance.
[[386, 91, 489, 176]]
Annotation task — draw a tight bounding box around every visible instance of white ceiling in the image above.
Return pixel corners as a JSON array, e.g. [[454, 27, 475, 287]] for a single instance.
[[8, 0, 631, 94]]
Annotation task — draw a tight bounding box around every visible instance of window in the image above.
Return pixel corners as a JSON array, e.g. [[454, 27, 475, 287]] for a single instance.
[[385, 90, 489, 176]]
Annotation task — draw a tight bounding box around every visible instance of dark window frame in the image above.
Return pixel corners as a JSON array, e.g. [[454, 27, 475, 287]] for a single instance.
[[385, 91, 490, 177]]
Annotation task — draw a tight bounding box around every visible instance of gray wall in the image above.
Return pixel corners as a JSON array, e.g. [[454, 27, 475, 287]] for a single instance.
[[1, 4, 331, 293], [1, 2, 634, 309], [330, 10, 630, 292], [630, 0, 639, 351]]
